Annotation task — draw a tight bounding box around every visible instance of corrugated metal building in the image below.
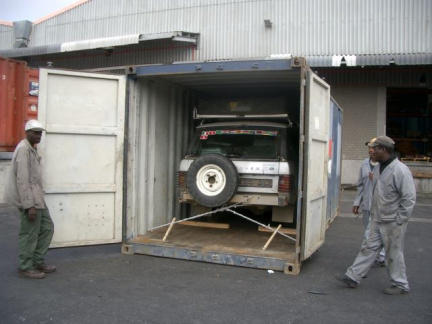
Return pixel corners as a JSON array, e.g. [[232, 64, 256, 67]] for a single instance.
[[2, 0, 431, 57], [1, 0, 431, 189]]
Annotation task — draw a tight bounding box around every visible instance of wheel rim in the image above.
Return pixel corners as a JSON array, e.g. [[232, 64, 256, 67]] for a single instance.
[[195, 164, 227, 196]]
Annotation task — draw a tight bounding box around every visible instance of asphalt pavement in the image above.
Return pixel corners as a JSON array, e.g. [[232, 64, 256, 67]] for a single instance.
[[1, 189, 431, 324]]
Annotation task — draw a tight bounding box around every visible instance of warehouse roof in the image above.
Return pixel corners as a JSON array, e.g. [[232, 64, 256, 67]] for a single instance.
[[0, 31, 199, 58]]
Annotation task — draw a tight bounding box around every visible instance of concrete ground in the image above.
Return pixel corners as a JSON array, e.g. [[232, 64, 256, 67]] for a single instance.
[[1, 190, 431, 324]]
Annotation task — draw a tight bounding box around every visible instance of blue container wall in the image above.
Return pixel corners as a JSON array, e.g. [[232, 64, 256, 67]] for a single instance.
[[327, 98, 343, 222]]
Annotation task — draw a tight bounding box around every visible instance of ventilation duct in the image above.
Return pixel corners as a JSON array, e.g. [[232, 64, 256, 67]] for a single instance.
[[13, 20, 32, 48]]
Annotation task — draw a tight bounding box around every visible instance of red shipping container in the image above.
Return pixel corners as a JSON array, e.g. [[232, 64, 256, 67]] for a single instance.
[[0, 56, 39, 152]]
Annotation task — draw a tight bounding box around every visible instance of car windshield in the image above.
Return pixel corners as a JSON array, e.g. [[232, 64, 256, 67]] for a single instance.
[[190, 128, 280, 159]]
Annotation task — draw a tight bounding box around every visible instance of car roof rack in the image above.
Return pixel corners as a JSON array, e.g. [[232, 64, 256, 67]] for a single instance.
[[193, 108, 289, 120]]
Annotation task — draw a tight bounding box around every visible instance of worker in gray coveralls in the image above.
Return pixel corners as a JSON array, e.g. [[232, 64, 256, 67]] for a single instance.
[[352, 137, 385, 267], [336, 136, 416, 295], [4, 120, 56, 279]]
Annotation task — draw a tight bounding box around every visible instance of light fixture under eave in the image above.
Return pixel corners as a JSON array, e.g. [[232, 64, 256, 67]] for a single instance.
[[264, 19, 272, 28], [389, 58, 396, 66]]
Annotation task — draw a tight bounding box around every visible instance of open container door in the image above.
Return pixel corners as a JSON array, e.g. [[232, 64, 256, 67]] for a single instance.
[[301, 70, 330, 260], [37, 69, 126, 247]]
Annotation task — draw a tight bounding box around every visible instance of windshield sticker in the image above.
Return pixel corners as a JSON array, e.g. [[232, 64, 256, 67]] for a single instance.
[[200, 130, 278, 140]]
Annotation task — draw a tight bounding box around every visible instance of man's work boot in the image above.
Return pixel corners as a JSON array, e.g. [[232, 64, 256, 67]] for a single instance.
[[335, 274, 358, 288], [18, 269, 46, 279], [384, 286, 409, 295], [36, 264, 57, 273]]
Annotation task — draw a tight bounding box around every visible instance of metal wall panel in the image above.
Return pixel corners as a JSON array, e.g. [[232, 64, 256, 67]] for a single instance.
[[0, 23, 14, 50], [20, 0, 431, 60]]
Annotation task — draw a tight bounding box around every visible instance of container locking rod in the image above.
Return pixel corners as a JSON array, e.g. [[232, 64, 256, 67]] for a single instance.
[[226, 208, 296, 242], [148, 197, 252, 232]]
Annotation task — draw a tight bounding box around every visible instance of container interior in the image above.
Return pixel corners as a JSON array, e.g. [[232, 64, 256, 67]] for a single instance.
[[126, 61, 305, 272]]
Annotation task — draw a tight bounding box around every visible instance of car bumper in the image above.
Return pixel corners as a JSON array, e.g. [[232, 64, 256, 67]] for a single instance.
[[179, 192, 291, 206]]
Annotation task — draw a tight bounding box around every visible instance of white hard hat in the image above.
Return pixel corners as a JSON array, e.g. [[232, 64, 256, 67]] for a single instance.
[[25, 119, 45, 131]]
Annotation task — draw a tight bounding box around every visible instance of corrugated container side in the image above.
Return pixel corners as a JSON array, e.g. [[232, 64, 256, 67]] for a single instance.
[[128, 78, 194, 238], [0, 56, 39, 152], [326, 98, 343, 223], [0, 57, 25, 152]]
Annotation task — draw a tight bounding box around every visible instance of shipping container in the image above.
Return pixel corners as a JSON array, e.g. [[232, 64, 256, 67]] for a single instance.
[[0, 56, 39, 152], [36, 58, 342, 274], [0, 57, 39, 152]]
